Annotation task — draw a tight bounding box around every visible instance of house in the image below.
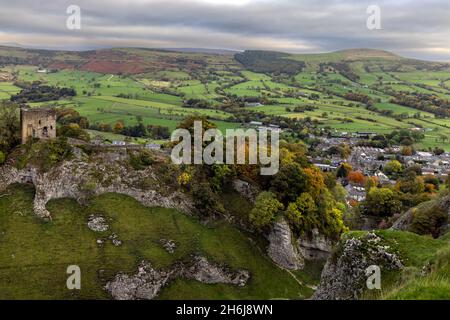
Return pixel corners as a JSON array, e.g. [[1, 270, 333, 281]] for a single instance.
[[146, 143, 161, 150], [345, 184, 366, 202], [314, 163, 337, 172], [374, 170, 390, 184], [244, 102, 263, 107], [249, 121, 263, 127], [356, 132, 377, 139]]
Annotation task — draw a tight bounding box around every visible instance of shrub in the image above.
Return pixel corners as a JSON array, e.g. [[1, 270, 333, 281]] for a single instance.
[[0, 151, 5, 165], [410, 202, 448, 238], [250, 192, 284, 230], [129, 150, 155, 170]]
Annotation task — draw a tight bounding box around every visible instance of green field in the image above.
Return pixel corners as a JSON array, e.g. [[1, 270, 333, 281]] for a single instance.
[[1, 47, 449, 150]]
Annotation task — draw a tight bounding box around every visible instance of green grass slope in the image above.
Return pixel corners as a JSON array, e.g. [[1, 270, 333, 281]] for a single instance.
[[0, 184, 310, 300]]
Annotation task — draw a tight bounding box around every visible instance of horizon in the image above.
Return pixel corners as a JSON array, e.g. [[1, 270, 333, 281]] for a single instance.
[[2, 43, 450, 63]]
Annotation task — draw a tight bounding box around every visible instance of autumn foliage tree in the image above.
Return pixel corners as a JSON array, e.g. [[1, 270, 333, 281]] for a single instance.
[[348, 171, 366, 185]]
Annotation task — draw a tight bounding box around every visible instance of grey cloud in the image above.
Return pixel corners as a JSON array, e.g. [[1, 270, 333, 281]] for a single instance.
[[0, 0, 449, 60]]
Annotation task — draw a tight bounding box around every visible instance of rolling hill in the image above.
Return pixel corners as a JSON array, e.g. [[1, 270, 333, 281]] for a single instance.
[[0, 46, 449, 150]]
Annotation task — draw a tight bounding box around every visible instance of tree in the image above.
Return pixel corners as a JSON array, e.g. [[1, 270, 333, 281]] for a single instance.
[[191, 181, 225, 217], [364, 188, 402, 217], [365, 176, 378, 193], [396, 172, 425, 194], [336, 163, 352, 178], [304, 167, 326, 200], [0, 101, 20, 152], [401, 146, 414, 156], [0, 151, 5, 165], [113, 121, 124, 134], [348, 171, 366, 185], [423, 175, 439, 191], [410, 202, 448, 238], [270, 163, 308, 204], [285, 193, 317, 234], [404, 165, 422, 177], [249, 192, 284, 230], [384, 160, 403, 177], [58, 124, 90, 142]]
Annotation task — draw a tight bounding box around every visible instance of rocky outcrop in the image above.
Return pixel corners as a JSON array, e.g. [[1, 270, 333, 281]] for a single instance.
[[160, 239, 176, 253], [87, 215, 109, 232], [0, 153, 193, 219], [232, 179, 259, 203], [391, 208, 415, 231], [105, 257, 250, 300], [267, 217, 304, 270], [106, 261, 174, 300], [296, 228, 333, 261], [313, 232, 403, 300]]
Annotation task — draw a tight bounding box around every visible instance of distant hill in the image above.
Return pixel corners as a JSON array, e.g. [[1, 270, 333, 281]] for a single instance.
[[164, 48, 241, 55], [0, 45, 448, 76]]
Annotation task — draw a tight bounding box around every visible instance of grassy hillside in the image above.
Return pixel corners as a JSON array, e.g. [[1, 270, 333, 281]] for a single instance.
[[0, 184, 312, 300]]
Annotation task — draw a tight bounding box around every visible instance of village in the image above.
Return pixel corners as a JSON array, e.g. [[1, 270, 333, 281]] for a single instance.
[[310, 132, 450, 205]]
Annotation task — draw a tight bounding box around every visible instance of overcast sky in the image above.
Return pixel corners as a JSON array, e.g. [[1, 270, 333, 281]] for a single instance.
[[0, 0, 449, 60]]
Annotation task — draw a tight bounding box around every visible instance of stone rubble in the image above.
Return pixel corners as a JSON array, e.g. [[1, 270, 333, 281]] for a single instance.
[[87, 214, 109, 232], [160, 239, 176, 253]]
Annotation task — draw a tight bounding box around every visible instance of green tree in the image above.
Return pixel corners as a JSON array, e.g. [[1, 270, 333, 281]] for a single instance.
[[0, 151, 5, 165], [270, 163, 308, 204], [336, 163, 352, 178], [384, 160, 403, 177], [285, 193, 317, 234], [364, 188, 402, 217], [249, 192, 284, 230], [0, 101, 20, 152]]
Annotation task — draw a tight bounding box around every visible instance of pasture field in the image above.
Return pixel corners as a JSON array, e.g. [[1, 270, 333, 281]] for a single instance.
[[2, 48, 450, 150]]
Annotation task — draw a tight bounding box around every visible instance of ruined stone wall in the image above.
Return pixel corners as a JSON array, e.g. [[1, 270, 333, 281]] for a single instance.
[[21, 108, 56, 143]]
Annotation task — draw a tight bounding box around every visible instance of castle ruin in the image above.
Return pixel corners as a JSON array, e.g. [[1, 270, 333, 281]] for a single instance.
[[20, 108, 57, 144]]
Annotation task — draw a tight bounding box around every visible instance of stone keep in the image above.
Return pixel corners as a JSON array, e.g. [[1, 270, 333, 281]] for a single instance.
[[20, 108, 57, 143]]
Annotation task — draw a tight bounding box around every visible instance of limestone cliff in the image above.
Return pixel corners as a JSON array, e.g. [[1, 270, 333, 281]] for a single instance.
[[0, 148, 193, 219], [313, 232, 403, 300]]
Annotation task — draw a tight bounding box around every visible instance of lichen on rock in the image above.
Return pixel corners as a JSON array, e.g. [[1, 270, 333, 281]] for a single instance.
[[313, 232, 403, 300]]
